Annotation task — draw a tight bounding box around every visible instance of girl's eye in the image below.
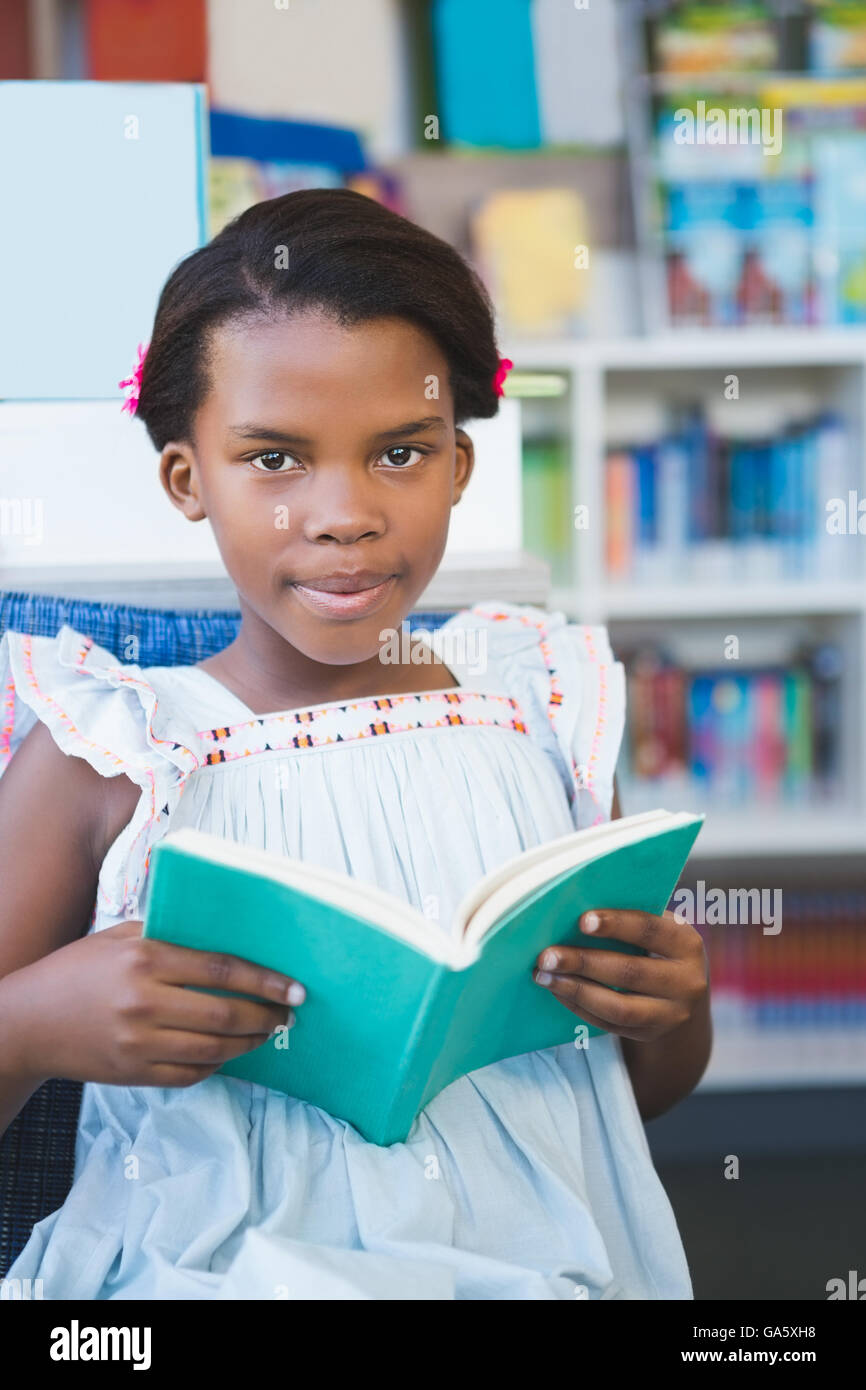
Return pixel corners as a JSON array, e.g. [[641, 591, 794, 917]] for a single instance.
[[250, 451, 298, 473], [380, 447, 424, 468]]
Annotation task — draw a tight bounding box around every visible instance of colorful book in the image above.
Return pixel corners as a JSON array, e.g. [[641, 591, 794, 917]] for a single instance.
[[142, 810, 703, 1145], [605, 407, 857, 583]]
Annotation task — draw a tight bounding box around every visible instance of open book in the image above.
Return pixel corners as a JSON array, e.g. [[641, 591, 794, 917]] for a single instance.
[[142, 809, 703, 1145]]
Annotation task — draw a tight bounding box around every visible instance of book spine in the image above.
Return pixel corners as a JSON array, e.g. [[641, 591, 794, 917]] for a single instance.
[[379, 960, 462, 1145], [413, 953, 516, 1117], [605, 451, 634, 580]]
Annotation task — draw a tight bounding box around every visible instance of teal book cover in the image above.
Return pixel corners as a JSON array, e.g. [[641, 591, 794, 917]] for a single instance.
[[142, 811, 703, 1145], [431, 0, 541, 149]]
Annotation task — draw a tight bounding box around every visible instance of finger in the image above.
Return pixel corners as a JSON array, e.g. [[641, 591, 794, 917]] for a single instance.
[[144, 1063, 217, 1088], [151, 984, 292, 1038], [552, 998, 625, 1037], [102, 920, 145, 939], [148, 1024, 291, 1067], [535, 944, 684, 1001], [536, 970, 674, 1035], [576, 908, 693, 959], [146, 941, 306, 1007]]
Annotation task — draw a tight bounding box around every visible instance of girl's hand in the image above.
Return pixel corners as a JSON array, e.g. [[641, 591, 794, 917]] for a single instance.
[[5, 920, 305, 1089], [533, 909, 709, 1043]]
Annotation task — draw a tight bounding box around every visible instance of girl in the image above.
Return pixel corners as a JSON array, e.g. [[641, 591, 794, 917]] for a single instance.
[[0, 189, 710, 1300]]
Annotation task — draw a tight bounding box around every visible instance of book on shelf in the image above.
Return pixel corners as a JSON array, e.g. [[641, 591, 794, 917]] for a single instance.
[[699, 889, 866, 1034], [142, 809, 703, 1145], [84, 0, 206, 82], [521, 437, 572, 588], [638, 0, 866, 328], [605, 407, 860, 585], [431, 0, 541, 148], [207, 0, 412, 164], [618, 642, 843, 811], [470, 187, 590, 338], [653, 5, 780, 76], [660, 104, 866, 327], [431, 0, 625, 150], [530, 0, 625, 146], [207, 108, 370, 238]]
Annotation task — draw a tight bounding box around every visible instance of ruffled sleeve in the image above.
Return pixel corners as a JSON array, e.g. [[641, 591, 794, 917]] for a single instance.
[[0, 624, 202, 922], [430, 601, 626, 828]]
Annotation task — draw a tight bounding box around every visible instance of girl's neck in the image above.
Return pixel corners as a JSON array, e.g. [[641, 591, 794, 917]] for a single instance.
[[198, 618, 457, 718]]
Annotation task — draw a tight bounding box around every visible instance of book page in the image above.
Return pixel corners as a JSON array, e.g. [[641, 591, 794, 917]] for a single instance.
[[159, 828, 466, 966], [458, 811, 698, 949], [451, 809, 671, 942]]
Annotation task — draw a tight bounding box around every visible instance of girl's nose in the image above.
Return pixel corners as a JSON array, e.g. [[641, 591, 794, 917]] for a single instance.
[[300, 471, 388, 545]]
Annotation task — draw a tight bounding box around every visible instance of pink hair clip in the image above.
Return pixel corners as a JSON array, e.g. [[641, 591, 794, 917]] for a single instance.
[[118, 341, 149, 416], [493, 356, 514, 397]]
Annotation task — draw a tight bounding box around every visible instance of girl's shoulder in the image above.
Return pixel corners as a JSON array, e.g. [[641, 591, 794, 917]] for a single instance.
[[427, 599, 617, 674], [428, 601, 625, 824], [0, 623, 201, 784], [0, 624, 211, 921]]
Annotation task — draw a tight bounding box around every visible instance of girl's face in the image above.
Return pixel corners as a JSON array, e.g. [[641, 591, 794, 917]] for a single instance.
[[160, 309, 474, 668]]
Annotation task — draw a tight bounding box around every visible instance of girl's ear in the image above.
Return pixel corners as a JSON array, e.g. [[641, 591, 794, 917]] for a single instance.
[[452, 427, 475, 505], [159, 443, 207, 522]]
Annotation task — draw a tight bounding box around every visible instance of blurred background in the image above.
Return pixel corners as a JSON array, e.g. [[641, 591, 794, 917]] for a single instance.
[[1, 0, 865, 1299]]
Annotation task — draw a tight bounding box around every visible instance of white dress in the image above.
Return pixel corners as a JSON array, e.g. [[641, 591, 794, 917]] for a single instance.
[[0, 601, 692, 1300]]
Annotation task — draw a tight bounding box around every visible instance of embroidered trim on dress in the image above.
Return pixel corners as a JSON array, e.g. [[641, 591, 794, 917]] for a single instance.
[[9, 635, 533, 909], [471, 606, 610, 821], [194, 689, 529, 763], [0, 673, 16, 773]]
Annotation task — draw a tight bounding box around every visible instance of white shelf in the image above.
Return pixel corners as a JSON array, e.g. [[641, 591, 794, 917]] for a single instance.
[[697, 1030, 866, 1091], [593, 583, 866, 620], [607, 798, 862, 858], [687, 813, 866, 860], [509, 327, 866, 371]]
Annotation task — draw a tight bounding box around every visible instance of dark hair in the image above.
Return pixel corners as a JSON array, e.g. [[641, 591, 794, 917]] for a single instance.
[[135, 188, 503, 452]]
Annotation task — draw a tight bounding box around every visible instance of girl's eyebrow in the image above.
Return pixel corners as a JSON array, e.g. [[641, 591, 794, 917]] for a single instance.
[[227, 417, 448, 447]]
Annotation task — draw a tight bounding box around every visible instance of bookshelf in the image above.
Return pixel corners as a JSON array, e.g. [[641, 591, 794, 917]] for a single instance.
[[509, 328, 866, 857], [508, 329, 866, 1092], [619, 0, 866, 336]]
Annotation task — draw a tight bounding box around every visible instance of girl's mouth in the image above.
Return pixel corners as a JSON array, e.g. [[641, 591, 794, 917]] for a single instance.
[[290, 574, 397, 620]]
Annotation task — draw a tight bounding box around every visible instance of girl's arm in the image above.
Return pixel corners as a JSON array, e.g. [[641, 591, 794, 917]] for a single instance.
[[0, 723, 301, 1139], [617, 976, 712, 1122], [532, 777, 711, 1122], [0, 721, 124, 1132], [609, 777, 712, 1118]]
